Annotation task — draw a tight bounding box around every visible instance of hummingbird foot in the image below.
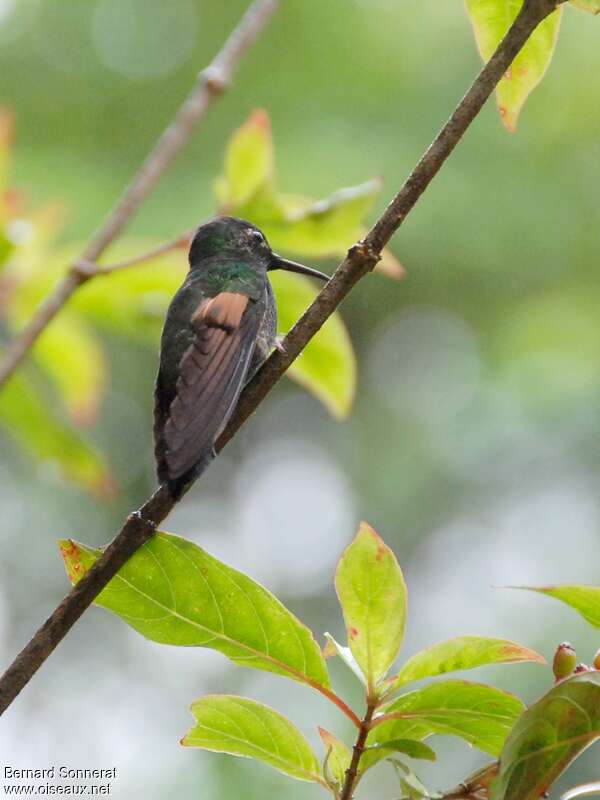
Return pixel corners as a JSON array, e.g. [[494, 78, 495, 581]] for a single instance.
[[274, 335, 286, 354]]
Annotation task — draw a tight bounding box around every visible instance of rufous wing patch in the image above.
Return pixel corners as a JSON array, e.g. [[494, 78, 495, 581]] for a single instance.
[[162, 290, 260, 480], [193, 292, 248, 332]]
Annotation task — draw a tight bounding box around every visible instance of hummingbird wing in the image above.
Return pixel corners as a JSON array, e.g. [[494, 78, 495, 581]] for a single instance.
[[161, 291, 261, 480]]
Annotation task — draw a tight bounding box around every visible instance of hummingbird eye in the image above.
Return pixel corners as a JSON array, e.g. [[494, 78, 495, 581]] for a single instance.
[[249, 229, 265, 245]]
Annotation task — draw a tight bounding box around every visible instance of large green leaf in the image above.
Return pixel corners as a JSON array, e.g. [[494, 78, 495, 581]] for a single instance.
[[218, 109, 402, 278], [0, 371, 113, 496], [318, 727, 352, 789], [335, 522, 407, 692], [367, 739, 436, 762], [31, 313, 107, 426], [368, 681, 524, 759], [215, 109, 275, 208], [385, 636, 544, 696], [465, 0, 563, 132], [271, 270, 356, 419], [264, 180, 382, 259], [182, 695, 323, 785], [0, 109, 16, 264], [0, 108, 13, 199], [519, 585, 600, 630], [59, 532, 331, 689], [492, 672, 600, 800]]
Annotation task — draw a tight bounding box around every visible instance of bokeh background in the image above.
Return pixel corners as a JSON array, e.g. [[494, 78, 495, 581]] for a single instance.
[[1, 0, 600, 797]]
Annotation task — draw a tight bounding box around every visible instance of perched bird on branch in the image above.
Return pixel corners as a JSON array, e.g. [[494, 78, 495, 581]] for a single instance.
[[154, 216, 329, 497]]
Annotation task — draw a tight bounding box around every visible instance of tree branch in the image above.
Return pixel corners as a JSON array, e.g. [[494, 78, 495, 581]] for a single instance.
[[0, 0, 279, 390], [0, 0, 563, 716], [339, 701, 377, 800], [439, 763, 499, 800]]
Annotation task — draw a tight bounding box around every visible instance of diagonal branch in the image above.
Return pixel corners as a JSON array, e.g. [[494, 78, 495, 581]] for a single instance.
[[0, 0, 565, 717], [0, 0, 279, 390]]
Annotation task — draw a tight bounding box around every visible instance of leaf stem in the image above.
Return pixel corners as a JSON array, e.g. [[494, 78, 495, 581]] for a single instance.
[[339, 701, 377, 800], [307, 682, 361, 729], [439, 762, 499, 800]]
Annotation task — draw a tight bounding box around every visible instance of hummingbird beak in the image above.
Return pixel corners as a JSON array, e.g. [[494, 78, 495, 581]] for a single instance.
[[270, 254, 329, 282]]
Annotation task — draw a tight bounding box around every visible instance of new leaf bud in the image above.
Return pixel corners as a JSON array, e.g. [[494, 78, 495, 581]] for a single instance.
[[552, 642, 577, 681]]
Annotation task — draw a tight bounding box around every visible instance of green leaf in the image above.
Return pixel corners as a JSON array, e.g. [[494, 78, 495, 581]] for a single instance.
[[0, 228, 13, 268], [215, 109, 275, 208], [270, 270, 356, 419], [218, 110, 401, 278], [263, 179, 382, 259], [389, 759, 436, 800], [368, 681, 524, 759], [385, 636, 545, 696], [0, 371, 113, 497], [182, 695, 323, 785], [59, 532, 331, 689], [323, 632, 367, 686], [465, 0, 563, 132], [0, 108, 16, 264], [0, 107, 14, 197], [571, 0, 600, 12], [518, 585, 600, 630], [492, 672, 600, 800], [318, 727, 351, 788], [335, 522, 407, 691], [367, 739, 437, 761], [31, 314, 107, 426]]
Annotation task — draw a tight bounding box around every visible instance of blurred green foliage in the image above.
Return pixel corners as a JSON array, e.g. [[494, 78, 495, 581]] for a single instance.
[[0, 108, 386, 490]]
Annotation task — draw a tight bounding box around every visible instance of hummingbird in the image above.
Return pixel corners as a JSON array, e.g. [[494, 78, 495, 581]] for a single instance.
[[154, 216, 329, 497]]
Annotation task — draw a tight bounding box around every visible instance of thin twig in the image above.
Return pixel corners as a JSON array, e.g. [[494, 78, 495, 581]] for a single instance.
[[339, 701, 378, 800], [0, 0, 564, 716], [93, 230, 193, 276], [51, 229, 192, 294], [0, 0, 279, 389], [440, 762, 499, 800]]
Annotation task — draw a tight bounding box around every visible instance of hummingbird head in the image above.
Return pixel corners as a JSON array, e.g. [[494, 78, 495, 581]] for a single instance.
[[189, 216, 329, 281]]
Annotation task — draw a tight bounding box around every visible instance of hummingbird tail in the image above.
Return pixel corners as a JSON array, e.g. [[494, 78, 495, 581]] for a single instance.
[[160, 450, 216, 502]]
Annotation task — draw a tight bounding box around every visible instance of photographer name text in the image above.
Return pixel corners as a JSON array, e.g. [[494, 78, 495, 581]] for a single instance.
[[4, 769, 117, 781]]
